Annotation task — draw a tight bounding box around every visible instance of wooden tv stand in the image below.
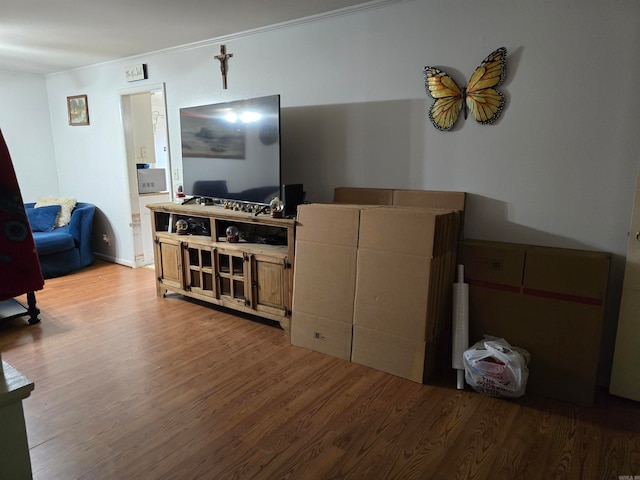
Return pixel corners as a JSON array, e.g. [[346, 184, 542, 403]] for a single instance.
[[148, 202, 295, 334]]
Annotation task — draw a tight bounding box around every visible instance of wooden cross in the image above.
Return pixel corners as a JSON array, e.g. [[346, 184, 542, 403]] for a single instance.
[[214, 44, 233, 89]]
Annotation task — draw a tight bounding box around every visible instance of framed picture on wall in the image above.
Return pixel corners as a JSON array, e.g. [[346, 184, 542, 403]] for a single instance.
[[67, 94, 90, 126]]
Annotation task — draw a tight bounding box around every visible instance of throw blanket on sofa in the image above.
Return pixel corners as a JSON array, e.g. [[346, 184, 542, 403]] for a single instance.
[[0, 130, 44, 300]]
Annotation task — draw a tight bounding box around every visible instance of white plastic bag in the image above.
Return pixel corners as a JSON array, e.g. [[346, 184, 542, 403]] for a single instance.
[[463, 337, 530, 398]]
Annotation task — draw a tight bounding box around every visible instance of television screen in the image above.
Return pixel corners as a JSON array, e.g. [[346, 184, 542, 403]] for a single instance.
[[180, 94, 281, 204]]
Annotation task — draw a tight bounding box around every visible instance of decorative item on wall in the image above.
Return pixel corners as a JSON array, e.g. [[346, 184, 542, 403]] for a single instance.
[[125, 64, 148, 82], [67, 94, 89, 126], [214, 44, 233, 89], [423, 47, 507, 131]]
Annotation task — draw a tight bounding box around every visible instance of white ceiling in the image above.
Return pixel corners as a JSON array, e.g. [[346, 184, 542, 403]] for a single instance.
[[0, 0, 382, 75]]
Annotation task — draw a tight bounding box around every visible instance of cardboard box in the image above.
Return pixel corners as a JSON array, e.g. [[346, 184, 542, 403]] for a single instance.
[[334, 187, 466, 212], [393, 189, 466, 211], [357, 207, 453, 257], [295, 203, 361, 246], [352, 206, 459, 382], [458, 239, 611, 406], [333, 187, 393, 206], [137, 168, 167, 193], [292, 241, 357, 324], [353, 207, 457, 339], [292, 202, 460, 382], [334, 187, 466, 241], [291, 312, 353, 361], [353, 247, 453, 344], [354, 249, 434, 339], [351, 326, 441, 383], [524, 246, 610, 300], [291, 204, 362, 358], [293, 205, 362, 324]]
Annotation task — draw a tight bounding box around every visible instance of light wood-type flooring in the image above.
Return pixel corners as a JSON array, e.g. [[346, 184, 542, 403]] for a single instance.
[[1, 261, 639, 479]]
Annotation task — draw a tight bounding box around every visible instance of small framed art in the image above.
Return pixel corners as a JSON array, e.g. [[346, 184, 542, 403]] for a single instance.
[[67, 94, 89, 126]]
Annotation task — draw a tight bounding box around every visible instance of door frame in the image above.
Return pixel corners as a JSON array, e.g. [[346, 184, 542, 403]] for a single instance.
[[118, 82, 172, 267]]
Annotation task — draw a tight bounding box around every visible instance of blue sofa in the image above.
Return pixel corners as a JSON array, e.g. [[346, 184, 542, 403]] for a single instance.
[[25, 202, 96, 279]]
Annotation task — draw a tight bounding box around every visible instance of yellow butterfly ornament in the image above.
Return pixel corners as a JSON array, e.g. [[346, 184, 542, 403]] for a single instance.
[[423, 47, 507, 131]]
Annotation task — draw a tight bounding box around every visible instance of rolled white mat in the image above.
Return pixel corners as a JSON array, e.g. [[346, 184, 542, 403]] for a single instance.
[[452, 264, 469, 389]]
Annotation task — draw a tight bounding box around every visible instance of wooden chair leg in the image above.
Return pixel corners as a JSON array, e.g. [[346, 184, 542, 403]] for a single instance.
[[26, 292, 40, 325]]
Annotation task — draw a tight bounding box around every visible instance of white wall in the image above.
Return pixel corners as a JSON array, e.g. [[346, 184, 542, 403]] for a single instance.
[[6, 0, 640, 381], [0, 70, 59, 201]]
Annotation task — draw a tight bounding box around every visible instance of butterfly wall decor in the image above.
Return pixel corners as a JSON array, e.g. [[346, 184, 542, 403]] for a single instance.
[[423, 47, 507, 131]]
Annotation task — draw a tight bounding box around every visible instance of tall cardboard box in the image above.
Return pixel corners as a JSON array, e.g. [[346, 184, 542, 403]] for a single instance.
[[292, 200, 462, 383], [459, 240, 611, 406], [351, 207, 460, 382], [291, 204, 362, 360]]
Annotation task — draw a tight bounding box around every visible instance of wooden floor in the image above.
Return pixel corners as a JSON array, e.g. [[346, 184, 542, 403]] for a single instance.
[[1, 261, 639, 480]]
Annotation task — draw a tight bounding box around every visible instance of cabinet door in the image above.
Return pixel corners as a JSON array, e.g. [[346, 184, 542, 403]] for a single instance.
[[155, 236, 183, 293], [216, 249, 249, 307], [251, 253, 289, 317], [184, 243, 216, 298], [611, 174, 640, 401]]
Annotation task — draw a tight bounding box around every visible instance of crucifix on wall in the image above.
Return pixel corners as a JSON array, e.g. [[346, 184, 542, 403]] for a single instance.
[[214, 45, 233, 89]]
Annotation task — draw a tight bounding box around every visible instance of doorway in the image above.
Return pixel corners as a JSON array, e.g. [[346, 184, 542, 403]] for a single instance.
[[119, 83, 171, 268]]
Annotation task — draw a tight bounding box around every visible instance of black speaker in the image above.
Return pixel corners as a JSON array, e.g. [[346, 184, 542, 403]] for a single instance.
[[282, 184, 304, 217]]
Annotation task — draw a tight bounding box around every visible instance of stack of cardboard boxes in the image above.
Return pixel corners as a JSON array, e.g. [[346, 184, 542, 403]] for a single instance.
[[291, 204, 360, 361], [291, 187, 612, 405], [458, 240, 611, 406], [291, 188, 465, 383]]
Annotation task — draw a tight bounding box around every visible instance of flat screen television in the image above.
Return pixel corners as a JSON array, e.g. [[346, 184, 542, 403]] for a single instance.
[[180, 94, 281, 205]]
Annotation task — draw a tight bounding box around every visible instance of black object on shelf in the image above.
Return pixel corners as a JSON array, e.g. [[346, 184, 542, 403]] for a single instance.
[[282, 184, 304, 217]]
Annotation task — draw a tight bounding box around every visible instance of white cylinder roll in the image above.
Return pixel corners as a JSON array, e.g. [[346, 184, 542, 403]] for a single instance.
[[452, 265, 469, 373]]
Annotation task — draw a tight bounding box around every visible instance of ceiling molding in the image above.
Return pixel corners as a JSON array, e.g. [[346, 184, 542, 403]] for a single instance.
[[46, 0, 408, 77]]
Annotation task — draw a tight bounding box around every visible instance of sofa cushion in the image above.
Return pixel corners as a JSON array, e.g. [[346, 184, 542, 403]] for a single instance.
[[35, 196, 77, 227], [26, 205, 61, 232], [32, 228, 75, 256]]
